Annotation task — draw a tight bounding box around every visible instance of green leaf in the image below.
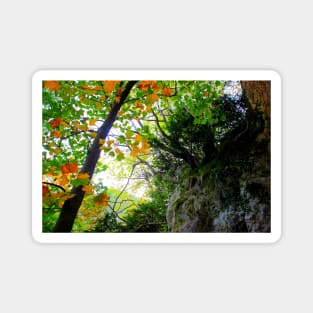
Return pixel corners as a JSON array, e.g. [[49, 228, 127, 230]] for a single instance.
[[116, 153, 125, 161], [118, 136, 126, 143], [72, 178, 89, 187], [126, 130, 134, 138]]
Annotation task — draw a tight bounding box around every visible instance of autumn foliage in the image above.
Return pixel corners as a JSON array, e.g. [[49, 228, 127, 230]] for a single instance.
[[44, 81, 60, 91], [60, 162, 79, 174], [42, 80, 180, 232]]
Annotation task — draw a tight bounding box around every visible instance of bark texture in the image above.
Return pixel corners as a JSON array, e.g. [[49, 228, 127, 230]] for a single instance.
[[54, 81, 137, 232]]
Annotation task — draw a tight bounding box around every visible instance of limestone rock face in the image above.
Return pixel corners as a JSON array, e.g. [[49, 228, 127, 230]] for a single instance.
[[166, 81, 271, 233], [166, 152, 270, 232]]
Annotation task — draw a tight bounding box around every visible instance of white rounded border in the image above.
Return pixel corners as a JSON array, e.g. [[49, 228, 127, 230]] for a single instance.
[[32, 70, 281, 244]]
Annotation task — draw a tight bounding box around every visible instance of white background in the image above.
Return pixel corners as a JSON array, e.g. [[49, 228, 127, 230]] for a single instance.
[[0, 0, 311, 312]]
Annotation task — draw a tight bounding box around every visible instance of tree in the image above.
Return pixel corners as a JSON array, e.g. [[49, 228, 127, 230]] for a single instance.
[[43, 80, 175, 232], [53, 81, 137, 232]]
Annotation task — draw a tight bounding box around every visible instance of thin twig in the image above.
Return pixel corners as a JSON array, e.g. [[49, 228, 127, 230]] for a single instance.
[[42, 182, 66, 192]]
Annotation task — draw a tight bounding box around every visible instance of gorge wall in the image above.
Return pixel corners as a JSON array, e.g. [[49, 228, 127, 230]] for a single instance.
[[166, 81, 271, 232]]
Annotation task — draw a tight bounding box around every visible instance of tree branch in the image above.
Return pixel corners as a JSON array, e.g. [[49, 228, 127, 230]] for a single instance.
[[42, 182, 66, 192]]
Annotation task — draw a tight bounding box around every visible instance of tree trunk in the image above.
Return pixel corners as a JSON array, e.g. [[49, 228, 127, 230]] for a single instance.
[[240, 80, 271, 142], [53, 81, 137, 232]]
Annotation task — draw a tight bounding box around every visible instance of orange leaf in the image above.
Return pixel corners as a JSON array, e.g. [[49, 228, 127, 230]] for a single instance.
[[60, 165, 69, 174], [60, 162, 79, 174], [135, 134, 142, 142], [79, 125, 88, 132], [50, 117, 63, 128], [67, 162, 79, 173], [107, 139, 114, 147], [51, 130, 62, 138], [141, 139, 150, 149], [89, 119, 96, 126], [162, 88, 172, 97], [146, 94, 159, 104], [44, 81, 60, 91], [94, 193, 110, 207], [137, 81, 158, 91], [137, 82, 149, 91], [145, 105, 152, 112], [130, 146, 140, 157], [82, 185, 93, 195], [151, 81, 159, 91], [136, 102, 143, 108], [77, 173, 89, 180], [140, 139, 150, 153], [42, 185, 49, 196], [115, 148, 122, 154], [103, 81, 119, 94]]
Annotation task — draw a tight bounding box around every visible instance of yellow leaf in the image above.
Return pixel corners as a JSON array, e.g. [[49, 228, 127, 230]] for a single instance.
[[89, 119, 96, 126], [79, 125, 88, 132], [82, 185, 93, 195], [107, 139, 114, 147], [145, 105, 152, 112], [141, 139, 149, 148], [99, 139, 105, 145], [90, 132, 97, 138], [51, 130, 62, 138], [146, 94, 159, 104], [135, 134, 142, 142], [94, 193, 110, 207], [103, 81, 119, 94], [130, 146, 140, 157], [77, 173, 89, 180]]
